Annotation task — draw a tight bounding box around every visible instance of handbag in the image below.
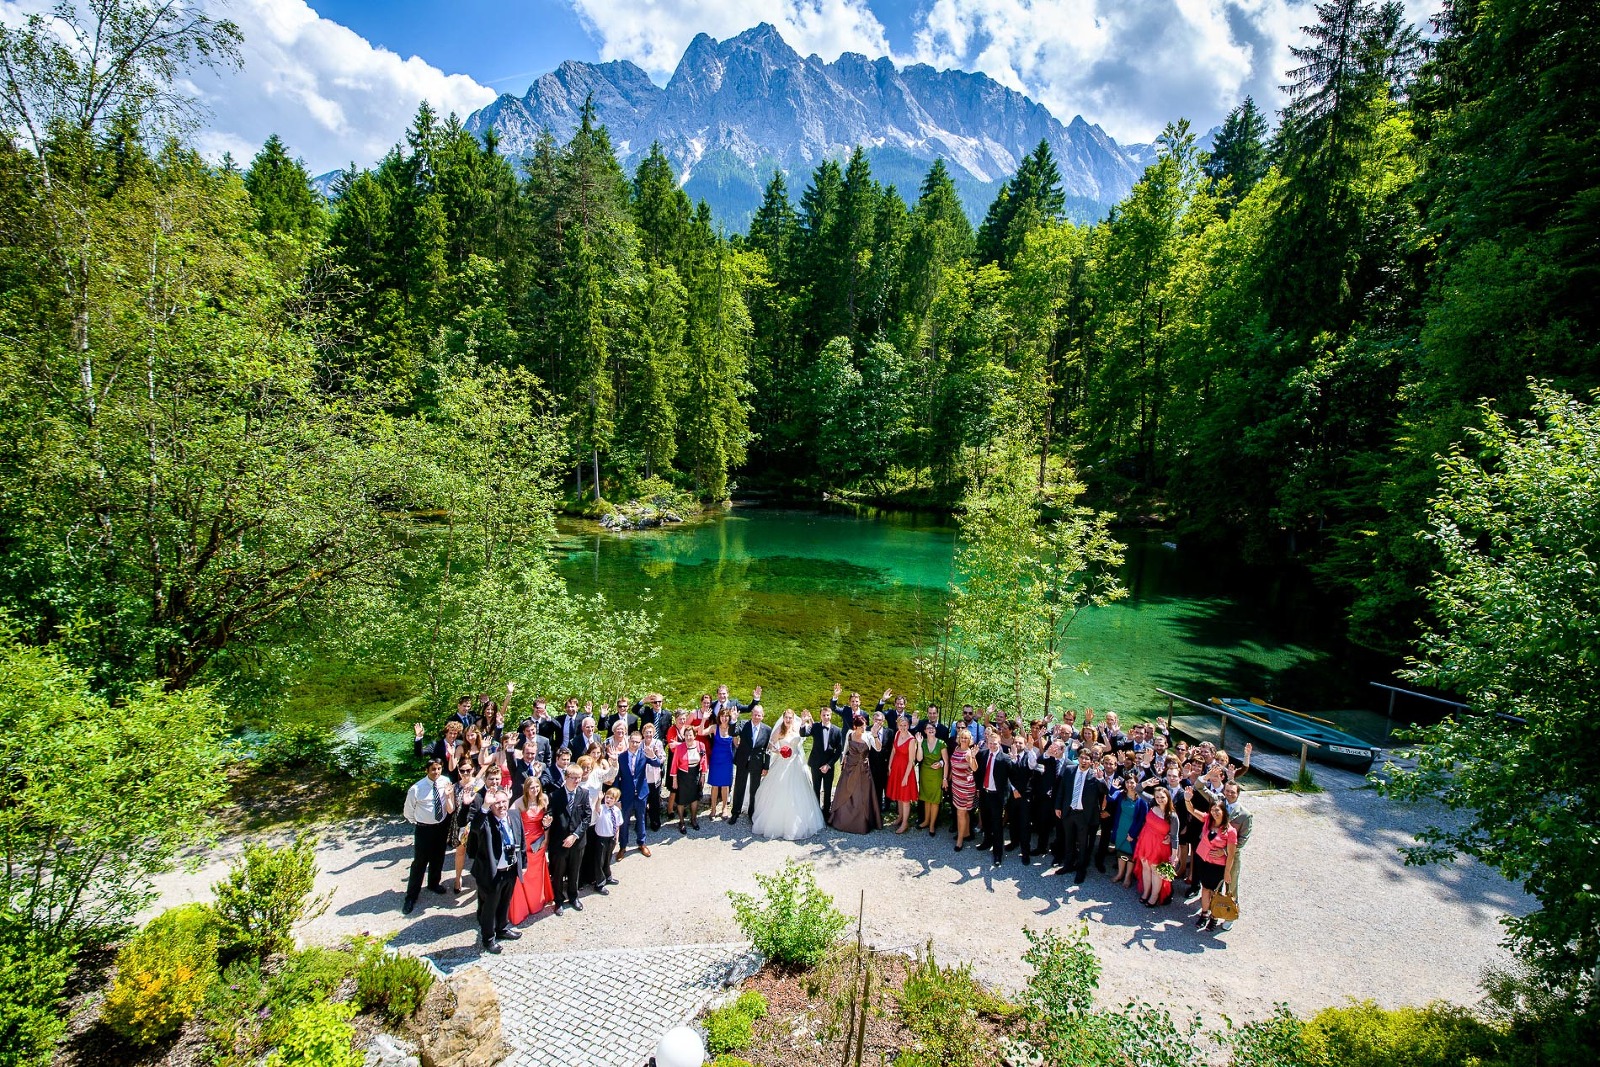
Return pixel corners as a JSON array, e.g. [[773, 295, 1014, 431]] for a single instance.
[[1209, 890, 1240, 922]]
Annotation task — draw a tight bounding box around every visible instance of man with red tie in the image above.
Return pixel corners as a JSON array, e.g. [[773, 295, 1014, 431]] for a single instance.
[[974, 732, 1013, 868]]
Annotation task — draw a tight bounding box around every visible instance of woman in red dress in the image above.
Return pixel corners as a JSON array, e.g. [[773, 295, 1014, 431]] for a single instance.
[[1133, 785, 1179, 907], [885, 716, 920, 833], [508, 777, 553, 924]]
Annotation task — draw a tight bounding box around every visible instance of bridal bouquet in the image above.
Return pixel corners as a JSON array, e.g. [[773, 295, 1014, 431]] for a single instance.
[[1155, 862, 1178, 882], [779, 744, 793, 759]]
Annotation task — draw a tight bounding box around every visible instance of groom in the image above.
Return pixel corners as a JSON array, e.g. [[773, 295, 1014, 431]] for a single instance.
[[728, 704, 771, 824], [802, 706, 845, 819]]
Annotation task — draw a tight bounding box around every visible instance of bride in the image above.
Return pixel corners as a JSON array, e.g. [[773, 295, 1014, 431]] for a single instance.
[[751, 709, 827, 841]]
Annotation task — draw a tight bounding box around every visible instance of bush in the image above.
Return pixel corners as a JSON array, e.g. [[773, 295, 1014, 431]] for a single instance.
[[704, 1004, 755, 1056], [733, 990, 768, 1020], [101, 904, 222, 1045], [276, 946, 356, 1004], [703, 987, 770, 1057], [1300, 1001, 1504, 1067], [257, 725, 381, 780], [263, 999, 361, 1067], [354, 944, 434, 1022], [895, 943, 1015, 1067], [0, 916, 73, 1067], [212, 835, 329, 960], [727, 859, 849, 969], [710, 1058, 755, 1067]]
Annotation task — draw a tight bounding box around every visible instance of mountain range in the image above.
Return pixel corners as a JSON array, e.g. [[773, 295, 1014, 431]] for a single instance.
[[460, 24, 1165, 230]]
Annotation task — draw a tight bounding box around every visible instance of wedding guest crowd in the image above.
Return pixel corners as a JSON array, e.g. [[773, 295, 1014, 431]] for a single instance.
[[401, 680, 1255, 952]]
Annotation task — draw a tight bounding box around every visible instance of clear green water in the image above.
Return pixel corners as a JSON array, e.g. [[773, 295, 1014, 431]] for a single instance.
[[553, 505, 1365, 729], [293, 504, 1393, 751]]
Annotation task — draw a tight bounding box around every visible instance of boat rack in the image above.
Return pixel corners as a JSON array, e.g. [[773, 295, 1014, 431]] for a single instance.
[[1154, 687, 1322, 781]]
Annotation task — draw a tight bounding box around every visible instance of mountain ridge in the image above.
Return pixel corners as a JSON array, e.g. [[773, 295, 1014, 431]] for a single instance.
[[461, 24, 1159, 229]]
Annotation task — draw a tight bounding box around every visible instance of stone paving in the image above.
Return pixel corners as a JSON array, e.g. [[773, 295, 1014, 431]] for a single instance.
[[432, 942, 762, 1067]]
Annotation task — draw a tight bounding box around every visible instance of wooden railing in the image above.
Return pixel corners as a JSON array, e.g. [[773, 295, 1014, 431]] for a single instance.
[[1154, 687, 1322, 780]]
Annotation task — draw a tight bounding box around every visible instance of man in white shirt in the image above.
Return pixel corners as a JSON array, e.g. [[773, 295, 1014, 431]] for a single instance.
[[402, 759, 455, 915]]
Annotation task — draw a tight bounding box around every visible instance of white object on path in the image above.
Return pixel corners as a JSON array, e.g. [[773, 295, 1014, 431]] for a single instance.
[[654, 1025, 705, 1067]]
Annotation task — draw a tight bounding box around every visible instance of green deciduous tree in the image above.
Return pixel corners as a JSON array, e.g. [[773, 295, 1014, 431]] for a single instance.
[[1383, 385, 1600, 1004], [0, 624, 228, 943]]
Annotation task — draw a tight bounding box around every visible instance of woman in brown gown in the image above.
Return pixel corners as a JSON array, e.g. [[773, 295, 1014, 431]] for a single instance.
[[830, 715, 879, 834]]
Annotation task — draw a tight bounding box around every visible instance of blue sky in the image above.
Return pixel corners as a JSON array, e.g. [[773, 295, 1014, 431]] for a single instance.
[[0, 0, 1438, 175]]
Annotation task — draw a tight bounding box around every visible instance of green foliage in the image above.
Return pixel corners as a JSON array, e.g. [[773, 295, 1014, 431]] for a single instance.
[[263, 998, 361, 1067], [709, 1058, 755, 1067], [101, 904, 222, 1045], [1219, 1005, 1311, 1067], [703, 1004, 755, 1056], [353, 940, 435, 1023], [1016, 924, 1197, 1067], [0, 916, 73, 1067], [201, 944, 363, 1067], [726, 859, 850, 969], [703, 988, 770, 1056], [0, 628, 229, 944], [1382, 386, 1600, 997], [894, 943, 1015, 1067], [1300, 1000, 1503, 1067], [212, 836, 330, 961], [733, 990, 768, 1020]]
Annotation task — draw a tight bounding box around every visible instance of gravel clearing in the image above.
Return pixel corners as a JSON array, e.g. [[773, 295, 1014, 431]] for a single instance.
[[148, 776, 1529, 1025]]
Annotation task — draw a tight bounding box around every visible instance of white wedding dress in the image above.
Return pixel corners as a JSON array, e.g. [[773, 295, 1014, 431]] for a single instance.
[[751, 733, 827, 841]]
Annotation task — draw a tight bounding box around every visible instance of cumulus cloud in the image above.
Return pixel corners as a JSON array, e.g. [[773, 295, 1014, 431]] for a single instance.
[[911, 0, 1436, 143], [566, 0, 896, 77], [187, 0, 495, 174]]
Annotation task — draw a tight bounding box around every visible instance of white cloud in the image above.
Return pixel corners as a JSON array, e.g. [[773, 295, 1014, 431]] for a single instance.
[[566, 0, 896, 77], [188, 0, 495, 174], [910, 0, 1435, 143]]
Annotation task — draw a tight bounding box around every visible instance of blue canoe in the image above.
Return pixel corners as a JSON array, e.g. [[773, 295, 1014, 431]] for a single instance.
[[1212, 698, 1380, 773]]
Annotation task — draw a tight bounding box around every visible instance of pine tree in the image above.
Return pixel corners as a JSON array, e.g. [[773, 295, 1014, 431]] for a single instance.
[[976, 140, 1065, 267], [1204, 96, 1270, 205], [632, 142, 691, 268]]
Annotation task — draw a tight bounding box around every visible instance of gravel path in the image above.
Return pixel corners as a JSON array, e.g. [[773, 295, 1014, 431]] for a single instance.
[[148, 778, 1528, 1025]]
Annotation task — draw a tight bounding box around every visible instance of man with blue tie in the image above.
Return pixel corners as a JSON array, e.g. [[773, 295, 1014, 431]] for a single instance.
[[468, 788, 525, 953], [614, 731, 661, 858], [1054, 748, 1109, 885]]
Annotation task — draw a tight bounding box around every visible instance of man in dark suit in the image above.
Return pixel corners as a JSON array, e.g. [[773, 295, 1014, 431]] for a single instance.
[[632, 692, 671, 740], [1033, 741, 1065, 862], [602, 696, 639, 737], [613, 731, 660, 857], [1007, 739, 1039, 865], [546, 764, 593, 913], [974, 732, 1013, 867], [728, 704, 772, 824], [710, 684, 760, 719], [508, 736, 550, 799], [468, 788, 525, 953], [801, 708, 844, 818], [1054, 749, 1109, 884], [914, 704, 951, 743]]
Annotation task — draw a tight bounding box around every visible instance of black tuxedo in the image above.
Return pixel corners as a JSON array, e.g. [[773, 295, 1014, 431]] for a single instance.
[[975, 748, 1014, 863], [802, 721, 844, 816], [729, 720, 772, 821], [1034, 753, 1063, 860], [468, 808, 525, 945], [914, 718, 952, 744], [602, 710, 639, 736], [1054, 763, 1109, 880], [546, 785, 593, 905], [1007, 747, 1041, 862]]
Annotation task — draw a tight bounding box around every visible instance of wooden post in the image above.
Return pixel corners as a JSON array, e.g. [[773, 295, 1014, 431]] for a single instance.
[[840, 890, 864, 1067], [1219, 711, 1227, 750], [1298, 743, 1309, 782], [852, 958, 871, 1067]]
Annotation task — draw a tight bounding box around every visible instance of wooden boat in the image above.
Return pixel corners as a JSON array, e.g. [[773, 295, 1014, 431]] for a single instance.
[[1211, 697, 1380, 773]]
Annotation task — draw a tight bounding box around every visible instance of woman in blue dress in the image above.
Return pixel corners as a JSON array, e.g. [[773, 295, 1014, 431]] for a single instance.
[[702, 705, 737, 819]]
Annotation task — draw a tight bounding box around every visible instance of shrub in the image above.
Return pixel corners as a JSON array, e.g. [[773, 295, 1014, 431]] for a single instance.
[[212, 835, 329, 960], [895, 943, 1015, 1067], [727, 859, 849, 969], [733, 990, 768, 1020], [256, 724, 339, 773], [354, 946, 434, 1022], [0, 916, 73, 1067], [276, 946, 357, 1004], [1220, 1005, 1310, 1067], [263, 998, 362, 1067], [704, 1004, 755, 1056], [1300, 1000, 1504, 1067], [710, 1058, 755, 1067], [101, 903, 222, 1045]]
